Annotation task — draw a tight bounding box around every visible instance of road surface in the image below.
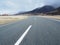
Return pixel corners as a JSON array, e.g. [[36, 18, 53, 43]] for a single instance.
[[0, 16, 60, 45]]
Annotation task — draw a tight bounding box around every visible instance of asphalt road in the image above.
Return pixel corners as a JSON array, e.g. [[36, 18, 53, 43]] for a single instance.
[[0, 16, 60, 45]]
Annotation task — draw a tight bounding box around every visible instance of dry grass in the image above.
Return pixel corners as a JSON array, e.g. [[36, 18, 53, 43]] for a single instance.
[[0, 16, 28, 24], [39, 15, 60, 20]]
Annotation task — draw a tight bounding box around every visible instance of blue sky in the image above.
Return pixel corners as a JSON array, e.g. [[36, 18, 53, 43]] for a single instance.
[[0, 0, 60, 14]]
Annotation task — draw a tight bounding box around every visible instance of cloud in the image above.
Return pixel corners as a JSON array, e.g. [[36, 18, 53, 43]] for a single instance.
[[4, 0, 19, 9], [0, 10, 12, 14], [0, 0, 60, 14], [0, 0, 20, 14], [5, 1, 15, 6]]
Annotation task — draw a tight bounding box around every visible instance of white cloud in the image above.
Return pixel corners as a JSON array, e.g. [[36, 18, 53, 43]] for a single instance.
[[0, 0, 21, 14], [3, 0, 19, 10], [0, 0, 60, 14], [0, 10, 11, 14]]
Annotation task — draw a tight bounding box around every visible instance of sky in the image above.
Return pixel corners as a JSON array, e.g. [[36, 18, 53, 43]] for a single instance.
[[0, 0, 60, 14]]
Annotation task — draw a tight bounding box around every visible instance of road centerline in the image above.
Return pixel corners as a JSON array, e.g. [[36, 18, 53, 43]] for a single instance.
[[14, 25, 32, 45]]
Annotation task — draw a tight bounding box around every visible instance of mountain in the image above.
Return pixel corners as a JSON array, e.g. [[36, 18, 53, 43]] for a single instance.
[[15, 5, 55, 15], [46, 7, 60, 15], [31, 5, 55, 14]]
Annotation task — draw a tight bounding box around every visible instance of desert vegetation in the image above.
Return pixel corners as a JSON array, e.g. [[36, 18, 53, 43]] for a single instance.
[[0, 16, 28, 24]]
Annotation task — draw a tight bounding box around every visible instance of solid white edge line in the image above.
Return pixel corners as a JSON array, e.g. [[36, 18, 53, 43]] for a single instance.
[[14, 25, 32, 45]]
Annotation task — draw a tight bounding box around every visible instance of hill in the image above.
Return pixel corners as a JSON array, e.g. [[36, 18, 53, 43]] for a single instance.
[[15, 5, 55, 15], [46, 7, 60, 15]]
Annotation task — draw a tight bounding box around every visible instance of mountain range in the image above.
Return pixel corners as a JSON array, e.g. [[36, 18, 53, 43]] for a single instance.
[[46, 7, 60, 15], [15, 5, 60, 15]]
